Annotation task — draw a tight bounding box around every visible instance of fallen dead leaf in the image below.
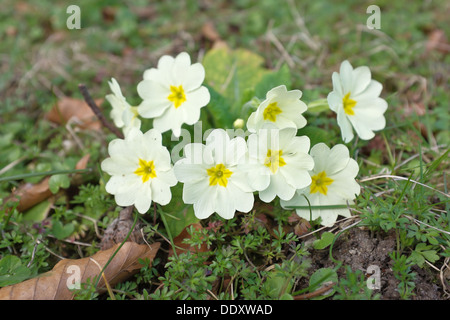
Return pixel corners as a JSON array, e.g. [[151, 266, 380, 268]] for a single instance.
[[294, 218, 312, 237], [6, 177, 53, 212], [46, 97, 103, 131], [72, 154, 91, 185], [0, 241, 160, 300], [425, 29, 450, 55], [168, 223, 208, 257], [5, 153, 92, 212], [75, 154, 91, 170], [202, 21, 221, 43]]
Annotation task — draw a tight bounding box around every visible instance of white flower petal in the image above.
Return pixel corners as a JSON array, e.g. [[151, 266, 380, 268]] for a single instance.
[[151, 106, 181, 135], [309, 143, 330, 172], [150, 178, 173, 206], [137, 99, 171, 119], [101, 157, 134, 176], [355, 97, 388, 118], [259, 173, 295, 202], [336, 108, 355, 143], [192, 185, 217, 219], [214, 187, 237, 219], [266, 85, 287, 98], [133, 183, 152, 213], [325, 144, 351, 175], [205, 129, 231, 164], [174, 162, 207, 184], [331, 72, 343, 97], [157, 55, 175, 72], [247, 164, 271, 191], [327, 91, 341, 113], [351, 66, 371, 96], [181, 63, 206, 92], [137, 79, 169, 102], [348, 116, 376, 140], [339, 60, 354, 94], [354, 79, 383, 101]]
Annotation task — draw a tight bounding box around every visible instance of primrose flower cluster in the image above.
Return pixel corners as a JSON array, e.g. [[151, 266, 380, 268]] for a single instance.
[[101, 52, 388, 227]]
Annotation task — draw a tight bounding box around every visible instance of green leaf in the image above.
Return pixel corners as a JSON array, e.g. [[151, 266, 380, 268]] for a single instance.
[[409, 243, 440, 267], [279, 293, 294, 300], [0, 255, 32, 287], [22, 199, 51, 223], [254, 64, 292, 99], [160, 183, 199, 238], [409, 251, 425, 267], [203, 47, 269, 117], [48, 174, 71, 194], [264, 268, 294, 299], [308, 268, 338, 300], [51, 220, 75, 240], [307, 98, 330, 114], [204, 85, 234, 129], [313, 232, 335, 250], [297, 126, 334, 147], [421, 249, 439, 263]]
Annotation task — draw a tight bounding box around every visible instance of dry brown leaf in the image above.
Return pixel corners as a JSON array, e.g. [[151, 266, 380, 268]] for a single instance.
[[6, 177, 53, 212], [46, 97, 103, 131], [425, 29, 450, 55], [0, 241, 160, 300], [294, 218, 312, 237], [71, 154, 92, 186], [75, 154, 91, 170], [5, 153, 92, 212], [201, 21, 221, 43], [168, 223, 208, 257]]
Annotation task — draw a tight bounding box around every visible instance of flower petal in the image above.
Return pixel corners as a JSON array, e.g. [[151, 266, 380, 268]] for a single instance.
[[336, 108, 354, 143], [331, 72, 343, 97], [351, 66, 371, 96], [327, 91, 341, 113], [181, 63, 206, 92], [339, 60, 354, 94], [133, 183, 153, 214]]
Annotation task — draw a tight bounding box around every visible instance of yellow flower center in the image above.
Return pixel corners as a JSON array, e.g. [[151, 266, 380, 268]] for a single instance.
[[134, 158, 157, 183], [310, 171, 334, 195], [131, 106, 139, 120], [167, 85, 187, 108], [263, 102, 282, 122], [264, 149, 286, 174], [342, 92, 357, 116], [206, 163, 233, 187]]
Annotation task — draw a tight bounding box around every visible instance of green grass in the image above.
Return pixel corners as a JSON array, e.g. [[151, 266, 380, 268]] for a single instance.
[[0, 0, 449, 300]]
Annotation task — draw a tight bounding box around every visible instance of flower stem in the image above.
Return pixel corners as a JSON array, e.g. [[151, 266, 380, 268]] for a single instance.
[[0, 168, 91, 182], [156, 204, 178, 259], [78, 83, 124, 139]]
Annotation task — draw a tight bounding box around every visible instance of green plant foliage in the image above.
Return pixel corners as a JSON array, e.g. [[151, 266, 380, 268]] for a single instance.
[[0, 255, 32, 287], [308, 268, 338, 300]]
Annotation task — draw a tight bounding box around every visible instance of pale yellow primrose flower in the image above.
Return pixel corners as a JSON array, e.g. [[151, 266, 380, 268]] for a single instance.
[[136, 52, 210, 138], [173, 129, 254, 220], [280, 143, 360, 227], [246, 85, 308, 133], [246, 126, 314, 203], [105, 78, 141, 136], [101, 127, 177, 214], [327, 60, 388, 143]]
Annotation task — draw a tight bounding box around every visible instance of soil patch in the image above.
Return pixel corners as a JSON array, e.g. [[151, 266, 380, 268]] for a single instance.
[[304, 227, 444, 300]]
